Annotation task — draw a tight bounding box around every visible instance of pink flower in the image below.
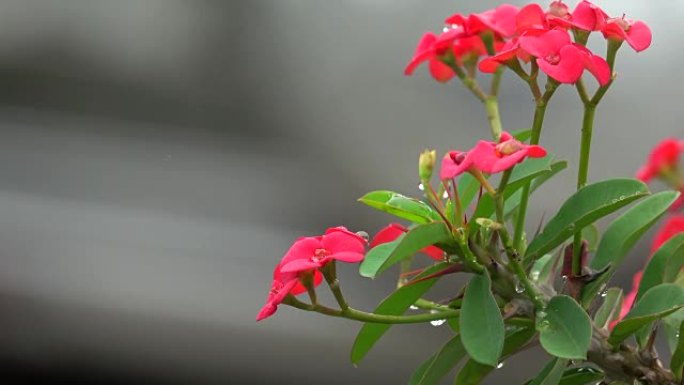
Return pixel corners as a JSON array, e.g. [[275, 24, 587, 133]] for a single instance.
[[446, 4, 519, 38], [404, 29, 465, 83], [371, 223, 444, 261], [256, 263, 323, 321], [280, 227, 367, 274], [602, 16, 652, 53], [518, 29, 610, 85], [478, 37, 532, 73], [636, 139, 684, 183], [516, 1, 607, 34], [440, 131, 546, 180], [652, 215, 684, 253]]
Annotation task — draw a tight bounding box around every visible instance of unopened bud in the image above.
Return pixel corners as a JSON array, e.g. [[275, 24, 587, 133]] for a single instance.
[[419, 149, 437, 182]]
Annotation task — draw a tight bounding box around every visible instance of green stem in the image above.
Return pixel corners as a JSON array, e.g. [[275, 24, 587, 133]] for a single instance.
[[485, 96, 503, 141], [322, 262, 349, 310], [509, 258, 546, 310], [513, 103, 549, 252], [572, 104, 597, 276], [461, 243, 486, 274]]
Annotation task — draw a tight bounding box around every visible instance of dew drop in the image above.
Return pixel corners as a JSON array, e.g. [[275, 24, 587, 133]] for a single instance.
[[418, 183, 425, 191], [443, 191, 449, 199], [600, 290, 608, 298], [442, 26, 450, 33], [496, 362, 504, 369], [409, 305, 418, 310], [530, 270, 540, 281], [431, 319, 446, 327], [619, 195, 626, 200]]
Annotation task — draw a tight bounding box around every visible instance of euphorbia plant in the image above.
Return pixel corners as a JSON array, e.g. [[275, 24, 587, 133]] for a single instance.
[[257, 2, 684, 384]]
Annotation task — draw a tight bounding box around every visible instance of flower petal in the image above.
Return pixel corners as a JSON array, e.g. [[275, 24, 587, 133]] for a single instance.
[[280, 258, 321, 274], [537, 44, 584, 84], [323, 228, 366, 256], [571, 1, 608, 31], [422, 245, 445, 261], [370, 223, 407, 248], [516, 3, 545, 33], [331, 251, 365, 264], [626, 20, 652, 53], [281, 237, 321, 266], [429, 58, 455, 83]]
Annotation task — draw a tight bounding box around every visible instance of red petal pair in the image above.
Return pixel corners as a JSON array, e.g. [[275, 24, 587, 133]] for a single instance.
[[371, 223, 444, 260]]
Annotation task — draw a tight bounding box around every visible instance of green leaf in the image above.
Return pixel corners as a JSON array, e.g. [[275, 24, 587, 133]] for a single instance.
[[582, 191, 679, 306], [582, 224, 600, 252], [409, 335, 467, 385], [637, 233, 684, 301], [460, 271, 505, 366], [358, 190, 441, 224], [454, 326, 536, 385], [351, 263, 451, 365], [360, 222, 451, 278], [359, 239, 401, 278], [528, 358, 569, 385], [525, 179, 650, 263], [593, 288, 624, 329], [471, 155, 554, 221], [671, 322, 684, 380], [609, 283, 684, 345], [538, 295, 592, 360], [512, 128, 533, 142], [530, 254, 560, 285], [558, 367, 604, 385], [505, 160, 568, 219]]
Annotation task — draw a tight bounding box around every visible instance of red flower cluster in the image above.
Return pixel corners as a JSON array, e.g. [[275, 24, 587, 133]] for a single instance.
[[406, 1, 651, 85], [256, 227, 367, 321], [440, 131, 546, 180], [636, 138, 684, 211]]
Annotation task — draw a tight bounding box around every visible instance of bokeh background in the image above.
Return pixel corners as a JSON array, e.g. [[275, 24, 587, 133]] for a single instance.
[[0, 0, 678, 384]]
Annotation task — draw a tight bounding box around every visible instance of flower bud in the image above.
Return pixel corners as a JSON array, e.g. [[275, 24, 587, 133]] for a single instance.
[[419, 149, 437, 182]]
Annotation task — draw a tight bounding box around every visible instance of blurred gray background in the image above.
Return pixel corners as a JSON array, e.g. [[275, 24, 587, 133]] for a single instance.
[[0, 0, 677, 384]]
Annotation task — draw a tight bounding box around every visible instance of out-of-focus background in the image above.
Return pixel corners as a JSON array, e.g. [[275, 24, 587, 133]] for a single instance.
[[0, 0, 678, 384]]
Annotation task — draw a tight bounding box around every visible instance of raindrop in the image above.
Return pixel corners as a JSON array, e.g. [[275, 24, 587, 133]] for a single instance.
[[600, 290, 608, 298], [418, 183, 425, 191], [442, 26, 450, 33], [677, 332, 681, 339], [496, 362, 505, 369], [431, 319, 447, 327], [619, 195, 626, 200], [530, 270, 540, 281], [443, 191, 449, 199], [409, 305, 419, 310]]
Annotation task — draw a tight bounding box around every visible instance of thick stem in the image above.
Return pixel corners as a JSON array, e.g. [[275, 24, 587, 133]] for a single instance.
[[485, 96, 503, 141], [514, 103, 549, 253], [572, 104, 597, 275]]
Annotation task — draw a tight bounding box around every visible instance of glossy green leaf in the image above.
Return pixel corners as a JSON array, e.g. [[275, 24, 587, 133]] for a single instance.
[[539, 295, 592, 360], [582, 224, 600, 252], [528, 358, 568, 385], [530, 254, 560, 285], [558, 367, 604, 385], [671, 322, 684, 380], [582, 191, 679, 306], [505, 160, 568, 219], [358, 190, 441, 224], [460, 271, 504, 366], [593, 288, 624, 329], [359, 239, 401, 278], [409, 335, 466, 385], [360, 222, 451, 279], [609, 283, 684, 345], [454, 326, 535, 385], [525, 179, 650, 262], [351, 263, 451, 365], [637, 233, 684, 301]]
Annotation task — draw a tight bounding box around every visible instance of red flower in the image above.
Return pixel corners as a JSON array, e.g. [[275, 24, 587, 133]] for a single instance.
[[518, 29, 610, 85], [371, 223, 444, 260], [256, 263, 323, 321], [602, 16, 652, 53], [404, 29, 465, 83], [440, 131, 546, 180], [446, 4, 519, 38], [280, 227, 366, 274], [636, 138, 684, 183], [516, 1, 607, 34], [478, 37, 532, 73], [652, 215, 684, 252]]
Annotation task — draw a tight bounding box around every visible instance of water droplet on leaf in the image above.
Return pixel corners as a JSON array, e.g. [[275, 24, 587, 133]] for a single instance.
[[430, 319, 446, 327], [496, 362, 504, 369]]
